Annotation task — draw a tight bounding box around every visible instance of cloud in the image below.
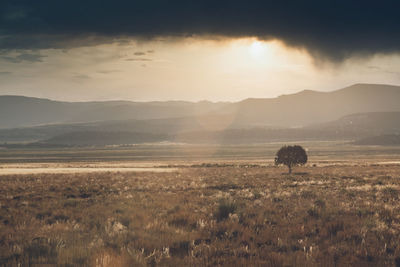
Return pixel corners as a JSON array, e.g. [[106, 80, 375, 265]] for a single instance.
[[367, 65, 400, 76], [125, 58, 152, 62], [367, 66, 381, 70], [134, 51, 146, 56], [1, 52, 46, 63], [3, 6, 29, 22], [72, 74, 91, 79], [0, 71, 12, 75], [1, 0, 400, 61], [97, 70, 121, 74]]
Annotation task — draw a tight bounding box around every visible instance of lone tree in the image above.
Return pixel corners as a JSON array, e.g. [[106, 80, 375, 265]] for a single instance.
[[275, 145, 307, 174]]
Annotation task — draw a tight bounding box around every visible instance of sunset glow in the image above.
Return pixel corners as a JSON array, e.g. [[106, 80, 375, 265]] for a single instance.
[[2, 34, 400, 102]]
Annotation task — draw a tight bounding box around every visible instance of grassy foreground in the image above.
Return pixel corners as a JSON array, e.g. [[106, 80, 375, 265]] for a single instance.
[[1, 163, 400, 266]]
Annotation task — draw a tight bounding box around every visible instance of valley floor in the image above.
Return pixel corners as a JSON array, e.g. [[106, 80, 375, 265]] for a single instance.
[[1, 156, 400, 266], [1, 141, 400, 163]]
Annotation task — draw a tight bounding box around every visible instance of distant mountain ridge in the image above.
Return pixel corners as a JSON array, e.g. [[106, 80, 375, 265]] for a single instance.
[[1, 83, 400, 145], [307, 112, 400, 136], [1, 83, 400, 129], [230, 83, 400, 127], [21, 111, 400, 145], [0, 95, 229, 129]]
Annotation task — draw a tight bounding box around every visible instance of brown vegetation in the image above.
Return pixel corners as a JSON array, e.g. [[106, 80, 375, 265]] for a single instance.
[[1, 163, 400, 266]]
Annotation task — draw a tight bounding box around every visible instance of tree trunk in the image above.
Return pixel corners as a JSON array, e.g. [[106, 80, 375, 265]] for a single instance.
[[288, 165, 292, 174]]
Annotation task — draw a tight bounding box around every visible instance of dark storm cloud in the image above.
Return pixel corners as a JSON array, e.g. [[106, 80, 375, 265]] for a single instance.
[[1, 0, 400, 61]]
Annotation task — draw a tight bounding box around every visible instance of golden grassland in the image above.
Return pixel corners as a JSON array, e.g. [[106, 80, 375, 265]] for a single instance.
[[1, 162, 400, 266]]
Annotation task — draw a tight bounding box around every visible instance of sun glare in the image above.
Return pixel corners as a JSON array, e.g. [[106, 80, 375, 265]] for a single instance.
[[249, 41, 266, 57]]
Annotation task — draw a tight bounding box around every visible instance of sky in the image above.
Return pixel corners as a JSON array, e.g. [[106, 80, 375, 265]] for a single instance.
[[1, 0, 400, 102]]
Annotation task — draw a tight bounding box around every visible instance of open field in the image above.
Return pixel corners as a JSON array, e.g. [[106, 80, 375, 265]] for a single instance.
[[1, 163, 400, 265], [1, 143, 400, 266], [0, 166, 177, 175], [1, 141, 400, 163]]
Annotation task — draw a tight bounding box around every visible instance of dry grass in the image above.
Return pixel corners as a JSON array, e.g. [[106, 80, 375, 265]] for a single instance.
[[1, 163, 400, 266]]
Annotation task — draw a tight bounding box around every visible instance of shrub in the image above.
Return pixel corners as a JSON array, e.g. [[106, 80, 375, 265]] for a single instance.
[[215, 199, 237, 221]]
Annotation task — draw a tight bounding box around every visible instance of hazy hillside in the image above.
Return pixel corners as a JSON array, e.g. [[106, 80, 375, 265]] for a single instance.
[[28, 111, 400, 146], [0, 96, 78, 129], [0, 113, 242, 143], [229, 84, 400, 127], [354, 134, 400, 146], [0, 96, 229, 129], [42, 131, 168, 146], [2, 83, 400, 145], [174, 111, 400, 143], [307, 112, 400, 136], [2, 83, 400, 129]]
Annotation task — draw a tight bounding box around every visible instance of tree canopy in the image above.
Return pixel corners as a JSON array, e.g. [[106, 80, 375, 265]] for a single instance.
[[275, 145, 307, 173]]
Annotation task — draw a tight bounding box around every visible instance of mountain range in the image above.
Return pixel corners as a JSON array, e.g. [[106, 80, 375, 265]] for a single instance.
[[1, 83, 400, 146]]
